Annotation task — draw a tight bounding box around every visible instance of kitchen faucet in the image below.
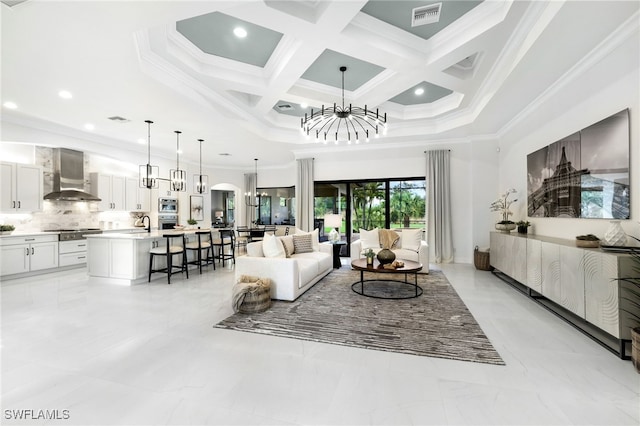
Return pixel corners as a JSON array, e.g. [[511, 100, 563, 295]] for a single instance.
[[141, 215, 151, 233]]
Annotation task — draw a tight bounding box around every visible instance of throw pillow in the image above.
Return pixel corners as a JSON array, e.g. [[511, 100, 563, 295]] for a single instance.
[[293, 228, 320, 252], [262, 232, 286, 258], [400, 228, 423, 252], [278, 235, 294, 258], [359, 228, 380, 250], [293, 233, 314, 253]]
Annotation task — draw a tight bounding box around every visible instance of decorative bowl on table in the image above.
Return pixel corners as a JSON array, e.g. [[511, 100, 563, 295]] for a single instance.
[[575, 234, 600, 248], [173, 225, 185, 230]]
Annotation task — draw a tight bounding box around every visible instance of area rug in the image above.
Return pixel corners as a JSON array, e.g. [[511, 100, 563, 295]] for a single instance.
[[215, 268, 505, 365]]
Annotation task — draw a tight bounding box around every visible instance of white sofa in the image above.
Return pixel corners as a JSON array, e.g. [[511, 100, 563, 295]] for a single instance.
[[235, 232, 333, 301], [350, 228, 429, 272]]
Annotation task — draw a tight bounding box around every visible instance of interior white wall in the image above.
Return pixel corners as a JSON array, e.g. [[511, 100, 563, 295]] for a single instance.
[[499, 63, 640, 241]]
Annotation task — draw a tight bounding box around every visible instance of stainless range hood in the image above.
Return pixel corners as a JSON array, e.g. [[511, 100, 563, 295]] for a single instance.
[[43, 148, 101, 201]]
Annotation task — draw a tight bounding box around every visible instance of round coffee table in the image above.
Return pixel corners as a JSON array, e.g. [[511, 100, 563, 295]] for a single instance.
[[350, 258, 423, 299]]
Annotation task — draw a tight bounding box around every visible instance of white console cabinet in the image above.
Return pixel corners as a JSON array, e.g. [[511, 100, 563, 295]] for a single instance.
[[490, 232, 639, 352]]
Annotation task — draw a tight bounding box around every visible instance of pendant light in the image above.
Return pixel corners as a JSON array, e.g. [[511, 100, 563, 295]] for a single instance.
[[169, 130, 187, 192], [245, 158, 264, 207], [193, 138, 209, 194], [139, 120, 159, 188]]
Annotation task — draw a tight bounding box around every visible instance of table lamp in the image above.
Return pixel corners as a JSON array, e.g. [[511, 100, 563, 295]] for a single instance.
[[324, 214, 342, 243]]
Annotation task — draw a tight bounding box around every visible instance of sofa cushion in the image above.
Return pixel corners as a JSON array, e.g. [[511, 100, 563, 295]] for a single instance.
[[393, 248, 420, 263], [359, 228, 380, 250], [294, 256, 319, 288], [263, 233, 286, 258], [278, 235, 294, 257], [295, 228, 320, 251], [294, 251, 332, 273], [246, 241, 264, 257], [400, 229, 422, 252], [293, 233, 314, 253]]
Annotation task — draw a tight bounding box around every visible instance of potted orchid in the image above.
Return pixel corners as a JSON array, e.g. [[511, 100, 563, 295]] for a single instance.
[[491, 188, 517, 233]]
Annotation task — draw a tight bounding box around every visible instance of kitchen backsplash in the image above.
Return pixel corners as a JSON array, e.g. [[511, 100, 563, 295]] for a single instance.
[[1, 202, 136, 231]]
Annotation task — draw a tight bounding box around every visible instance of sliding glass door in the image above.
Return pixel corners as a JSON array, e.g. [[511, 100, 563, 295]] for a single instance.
[[314, 178, 425, 257]]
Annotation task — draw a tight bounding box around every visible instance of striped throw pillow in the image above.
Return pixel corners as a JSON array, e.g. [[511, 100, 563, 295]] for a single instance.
[[293, 233, 313, 253]]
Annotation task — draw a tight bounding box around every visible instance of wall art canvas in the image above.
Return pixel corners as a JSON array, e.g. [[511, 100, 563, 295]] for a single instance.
[[190, 195, 204, 221], [527, 109, 630, 219]]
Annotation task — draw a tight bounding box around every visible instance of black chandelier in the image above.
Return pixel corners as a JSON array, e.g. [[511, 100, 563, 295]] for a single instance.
[[193, 138, 209, 194], [300, 66, 387, 144], [139, 120, 159, 189], [169, 130, 187, 192]]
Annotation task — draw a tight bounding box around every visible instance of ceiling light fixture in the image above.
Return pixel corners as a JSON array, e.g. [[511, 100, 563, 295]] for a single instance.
[[301, 66, 387, 145], [3, 101, 17, 109], [170, 130, 187, 192], [414, 87, 425, 95], [84, 123, 95, 131], [194, 138, 209, 194], [139, 120, 159, 189], [233, 27, 247, 38], [58, 90, 73, 99]]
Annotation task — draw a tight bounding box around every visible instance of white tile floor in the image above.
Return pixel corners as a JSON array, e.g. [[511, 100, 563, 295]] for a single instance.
[[1, 260, 638, 425]]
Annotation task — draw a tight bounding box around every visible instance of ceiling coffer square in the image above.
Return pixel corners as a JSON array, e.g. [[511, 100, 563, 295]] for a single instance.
[[412, 3, 442, 27]]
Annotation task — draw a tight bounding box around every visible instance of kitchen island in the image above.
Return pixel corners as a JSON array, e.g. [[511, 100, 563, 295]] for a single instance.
[[86, 229, 220, 285]]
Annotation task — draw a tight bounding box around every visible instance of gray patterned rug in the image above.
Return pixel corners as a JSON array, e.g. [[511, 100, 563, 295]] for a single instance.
[[215, 268, 505, 365]]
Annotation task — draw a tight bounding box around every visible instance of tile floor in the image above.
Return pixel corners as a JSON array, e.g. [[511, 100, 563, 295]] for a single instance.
[[1, 260, 638, 425]]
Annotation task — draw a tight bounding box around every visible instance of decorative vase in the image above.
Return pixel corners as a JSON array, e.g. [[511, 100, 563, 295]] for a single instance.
[[517, 226, 528, 234], [366, 256, 374, 266], [377, 248, 396, 265], [602, 220, 627, 246], [495, 223, 516, 234]]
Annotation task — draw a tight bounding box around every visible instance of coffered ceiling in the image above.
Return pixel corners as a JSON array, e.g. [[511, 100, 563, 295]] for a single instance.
[[1, 1, 638, 169]]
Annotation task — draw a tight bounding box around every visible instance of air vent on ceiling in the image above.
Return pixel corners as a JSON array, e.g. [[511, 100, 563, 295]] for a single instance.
[[1, 0, 29, 7], [412, 3, 442, 27], [107, 116, 130, 123], [277, 104, 293, 111]]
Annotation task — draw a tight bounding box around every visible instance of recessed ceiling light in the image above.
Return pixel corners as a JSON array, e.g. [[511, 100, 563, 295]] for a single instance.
[[233, 27, 247, 38], [177, 149, 183, 154], [58, 90, 73, 99], [137, 138, 145, 144], [3, 101, 17, 109], [300, 103, 308, 109], [414, 87, 425, 95], [84, 123, 95, 131]]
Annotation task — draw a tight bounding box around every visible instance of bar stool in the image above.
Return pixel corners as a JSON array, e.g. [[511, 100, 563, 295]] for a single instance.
[[213, 229, 235, 266], [236, 226, 250, 253], [186, 230, 215, 274], [148, 233, 189, 284]]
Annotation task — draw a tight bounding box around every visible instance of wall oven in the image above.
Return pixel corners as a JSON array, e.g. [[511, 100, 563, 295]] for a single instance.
[[159, 197, 178, 214], [158, 214, 178, 230]]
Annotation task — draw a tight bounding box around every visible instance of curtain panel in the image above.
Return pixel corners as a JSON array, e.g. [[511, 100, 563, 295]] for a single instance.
[[426, 150, 454, 263], [295, 158, 314, 231]]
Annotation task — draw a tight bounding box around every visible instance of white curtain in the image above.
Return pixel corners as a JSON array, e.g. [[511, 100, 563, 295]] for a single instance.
[[426, 150, 454, 263], [244, 172, 256, 226], [295, 158, 314, 231]]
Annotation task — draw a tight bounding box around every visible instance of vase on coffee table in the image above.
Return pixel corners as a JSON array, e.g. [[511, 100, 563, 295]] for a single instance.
[[377, 248, 396, 265]]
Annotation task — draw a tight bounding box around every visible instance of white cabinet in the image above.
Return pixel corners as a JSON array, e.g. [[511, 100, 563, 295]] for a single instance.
[[0, 235, 58, 276], [584, 251, 620, 337], [90, 173, 125, 211], [125, 177, 151, 212], [88, 236, 168, 283], [59, 240, 89, 267], [489, 232, 525, 282], [0, 162, 43, 213]]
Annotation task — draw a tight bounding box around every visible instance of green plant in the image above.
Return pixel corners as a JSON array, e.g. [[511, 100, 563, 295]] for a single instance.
[[187, 219, 197, 225], [0, 225, 15, 232], [363, 248, 375, 258]]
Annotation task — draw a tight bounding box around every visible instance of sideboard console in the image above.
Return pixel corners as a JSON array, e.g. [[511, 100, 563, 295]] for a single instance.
[[490, 232, 640, 358]]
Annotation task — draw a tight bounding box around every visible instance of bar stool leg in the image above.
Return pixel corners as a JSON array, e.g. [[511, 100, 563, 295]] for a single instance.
[[167, 252, 172, 284]]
